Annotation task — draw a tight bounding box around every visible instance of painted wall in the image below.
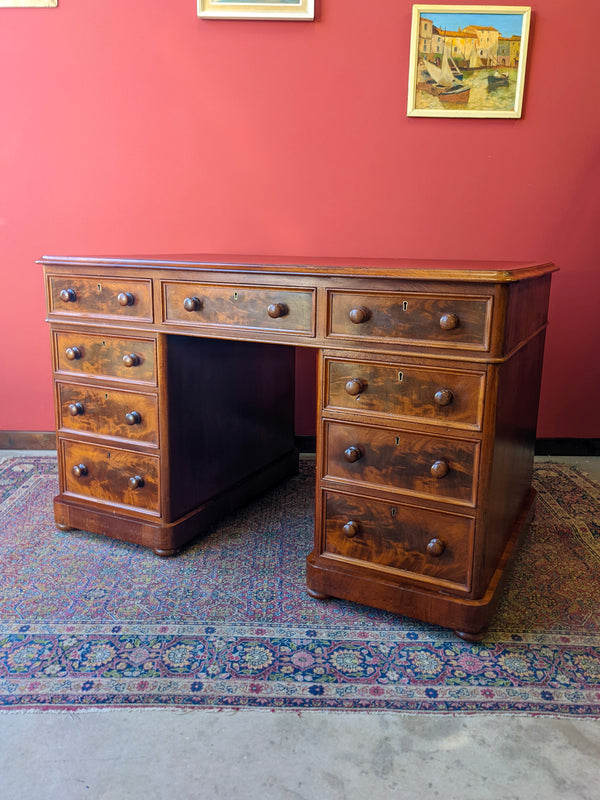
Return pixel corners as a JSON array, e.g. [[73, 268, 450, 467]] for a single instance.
[[1, 0, 598, 438]]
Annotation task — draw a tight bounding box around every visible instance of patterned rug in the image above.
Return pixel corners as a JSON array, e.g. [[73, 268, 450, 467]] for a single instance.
[[1, 455, 599, 716]]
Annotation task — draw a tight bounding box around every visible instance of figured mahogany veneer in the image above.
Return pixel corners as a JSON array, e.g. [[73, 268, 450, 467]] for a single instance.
[[42, 254, 556, 638], [56, 382, 159, 444], [323, 420, 479, 506], [61, 439, 160, 513], [162, 281, 315, 335]]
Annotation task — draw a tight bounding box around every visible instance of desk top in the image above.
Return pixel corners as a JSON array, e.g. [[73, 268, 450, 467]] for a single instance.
[[40, 254, 557, 283]]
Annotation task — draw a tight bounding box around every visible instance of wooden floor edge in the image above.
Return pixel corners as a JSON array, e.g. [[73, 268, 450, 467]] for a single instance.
[[0, 431, 56, 450], [2, 432, 597, 455], [0, 432, 319, 453]]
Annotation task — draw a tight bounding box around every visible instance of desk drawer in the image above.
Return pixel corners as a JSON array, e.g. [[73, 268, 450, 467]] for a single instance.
[[48, 275, 153, 321], [53, 331, 156, 384], [60, 440, 160, 512], [322, 490, 473, 592], [57, 382, 158, 445], [162, 281, 315, 335], [324, 421, 478, 506], [327, 290, 492, 350], [324, 357, 485, 430]]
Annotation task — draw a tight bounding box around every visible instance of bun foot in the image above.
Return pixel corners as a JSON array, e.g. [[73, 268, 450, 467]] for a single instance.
[[454, 628, 487, 642], [307, 587, 330, 600], [153, 547, 183, 557], [56, 522, 77, 531]]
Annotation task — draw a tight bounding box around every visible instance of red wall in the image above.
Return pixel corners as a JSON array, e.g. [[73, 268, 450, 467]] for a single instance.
[[1, 0, 599, 438]]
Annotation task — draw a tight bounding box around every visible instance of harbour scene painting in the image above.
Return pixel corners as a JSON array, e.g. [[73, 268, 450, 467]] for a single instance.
[[407, 5, 531, 118]]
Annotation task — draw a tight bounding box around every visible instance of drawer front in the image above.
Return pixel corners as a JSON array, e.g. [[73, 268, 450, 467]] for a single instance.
[[61, 440, 160, 512], [324, 422, 478, 506], [324, 357, 485, 431], [54, 332, 156, 384], [57, 383, 158, 445], [48, 276, 153, 321], [162, 281, 315, 335], [327, 290, 492, 350], [322, 490, 473, 592]]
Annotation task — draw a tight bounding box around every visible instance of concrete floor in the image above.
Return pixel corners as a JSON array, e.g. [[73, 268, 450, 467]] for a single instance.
[[1, 454, 599, 800]]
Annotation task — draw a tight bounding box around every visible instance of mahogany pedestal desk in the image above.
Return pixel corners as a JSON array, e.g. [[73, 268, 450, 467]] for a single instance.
[[42, 254, 556, 640]]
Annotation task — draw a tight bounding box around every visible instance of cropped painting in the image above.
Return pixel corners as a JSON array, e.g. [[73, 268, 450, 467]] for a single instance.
[[0, 1, 57, 5], [407, 5, 531, 118], [198, 0, 314, 20]]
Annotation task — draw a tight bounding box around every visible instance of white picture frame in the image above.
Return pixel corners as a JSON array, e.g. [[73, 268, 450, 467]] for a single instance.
[[407, 5, 531, 118], [198, 0, 314, 21], [0, 1, 57, 6]]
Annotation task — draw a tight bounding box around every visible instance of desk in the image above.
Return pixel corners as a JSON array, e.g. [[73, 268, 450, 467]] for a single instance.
[[43, 254, 556, 639]]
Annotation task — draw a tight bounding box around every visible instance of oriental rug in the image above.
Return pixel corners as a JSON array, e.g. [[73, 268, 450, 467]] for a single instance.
[[0, 455, 599, 716]]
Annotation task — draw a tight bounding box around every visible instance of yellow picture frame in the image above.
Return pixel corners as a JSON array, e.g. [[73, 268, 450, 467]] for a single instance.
[[407, 5, 531, 118], [198, 0, 314, 20]]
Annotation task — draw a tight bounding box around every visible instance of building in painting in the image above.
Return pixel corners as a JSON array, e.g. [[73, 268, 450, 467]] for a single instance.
[[437, 28, 478, 64], [420, 23, 477, 67], [418, 16, 433, 55], [497, 37, 511, 66], [430, 25, 445, 59], [463, 24, 501, 53], [506, 34, 521, 67], [418, 19, 520, 70]]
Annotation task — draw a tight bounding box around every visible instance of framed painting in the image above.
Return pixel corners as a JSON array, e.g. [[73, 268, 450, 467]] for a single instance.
[[0, 1, 57, 5], [198, 0, 314, 20], [407, 5, 531, 118]]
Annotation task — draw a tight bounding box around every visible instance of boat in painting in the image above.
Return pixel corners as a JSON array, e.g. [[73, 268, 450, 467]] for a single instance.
[[449, 54, 463, 81], [487, 70, 510, 88], [439, 83, 471, 103], [461, 48, 483, 73], [419, 47, 470, 104]]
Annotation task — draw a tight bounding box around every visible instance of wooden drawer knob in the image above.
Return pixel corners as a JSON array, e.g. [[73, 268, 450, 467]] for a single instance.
[[125, 411, 142, 426], [117, 292, 135, 307], [426, 538, 446, 557], [68, 402, 84, 416], [128, 475, 145, 489], [65, 346, 82, 361], [71, 463, 88, 478], [122, 353, 140, 368], [439, 313, 459, 331], [183, 296, 202, 312], [348, 306, 371, 324], [430, 459, 450, 479], [345, 378, 366, 396], [342, 520, 360, 538], [267, 303, 288, 319], [343, 445, 363, 463], [434, 388, 453, 407], [59, 288, 77, 303]]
